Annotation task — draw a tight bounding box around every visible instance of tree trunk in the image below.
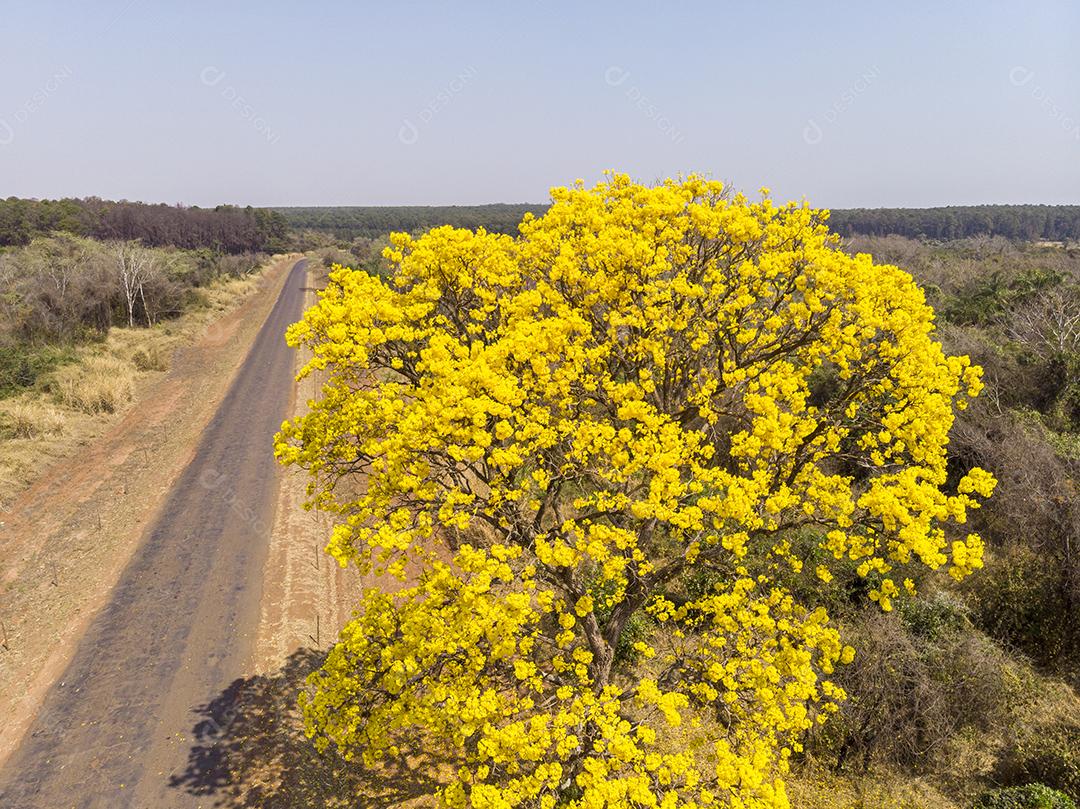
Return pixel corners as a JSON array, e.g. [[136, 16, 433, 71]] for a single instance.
[[138, 282, 152, 327]]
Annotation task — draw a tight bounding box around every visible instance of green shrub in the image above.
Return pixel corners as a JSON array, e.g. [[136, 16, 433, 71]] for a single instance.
[[613, 609, 655, 666], [898, 589, 970, 639], [973, 784, 1076, 809], [966, 547, 1073, 670], [0, 343, 78, 397]]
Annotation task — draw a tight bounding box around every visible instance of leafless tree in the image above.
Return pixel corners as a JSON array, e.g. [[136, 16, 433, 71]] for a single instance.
[[1006, 286, 1080, 361], [111, 241, 160, 328]]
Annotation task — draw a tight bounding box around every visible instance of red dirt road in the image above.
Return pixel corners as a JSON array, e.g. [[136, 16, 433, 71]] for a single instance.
[[0, 259, 309, 809]]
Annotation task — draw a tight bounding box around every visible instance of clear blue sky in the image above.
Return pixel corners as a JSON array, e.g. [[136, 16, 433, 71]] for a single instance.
[[1, 0, 1078, 208]]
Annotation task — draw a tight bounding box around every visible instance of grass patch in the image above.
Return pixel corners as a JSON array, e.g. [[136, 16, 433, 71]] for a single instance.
[[0, 399, 66, 439], [194, 273, 262, 317], [52, 355, 136, 414]]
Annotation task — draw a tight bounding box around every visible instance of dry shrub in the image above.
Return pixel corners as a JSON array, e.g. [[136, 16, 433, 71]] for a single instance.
[[951, 402, 1080, 670], [316, 246, 353, 269], [53, 355, 136, 414], [810, 599, 1014, 773], [131, 344, 169, 372], [0, 400, 65, 438]]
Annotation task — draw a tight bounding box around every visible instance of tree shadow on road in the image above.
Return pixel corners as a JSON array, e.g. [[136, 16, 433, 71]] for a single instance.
[[166, 647, 444, 808]]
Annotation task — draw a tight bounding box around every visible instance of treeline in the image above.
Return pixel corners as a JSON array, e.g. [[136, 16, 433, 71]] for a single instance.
[[0, 197, 289, 254], [830, 204, 1080, 241], [14, 197, 1067, 249], [14, 197, 1074, 251], [275, 203, 1080, 244], [271, 204, 548, 240]]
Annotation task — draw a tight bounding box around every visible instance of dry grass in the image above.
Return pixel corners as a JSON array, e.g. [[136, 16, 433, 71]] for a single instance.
[[131, 344, 169, 372], [0, 399, 66, 439], [788, 767, 962, 809], [53, 354, 137, 414], [198, 273, 262, 314]]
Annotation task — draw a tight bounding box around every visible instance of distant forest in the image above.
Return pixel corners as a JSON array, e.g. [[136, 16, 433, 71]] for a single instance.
[[5, 198, 1080, 251], [270, 204, 549, 240], [0, 197, 290, 254], [274, 203, 1080, 243], [830, 205, 1080, 241]]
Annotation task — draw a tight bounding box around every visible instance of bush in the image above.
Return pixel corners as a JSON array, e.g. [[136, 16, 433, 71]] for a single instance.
[[0, 400, 65, 438], [995, 726, 1080, 801], [52, 355, 136, 414], [0, 342, 78, 397], [966, 547, 1073, 669], [316, 246, 353, 269], [131, 345, 169, 372], [811, 608, 1013, 771], [213, 252, 263, 279], [898, 589, 970, 640], [974, 784, 1077, 809], [952, 406, 1080, 672]]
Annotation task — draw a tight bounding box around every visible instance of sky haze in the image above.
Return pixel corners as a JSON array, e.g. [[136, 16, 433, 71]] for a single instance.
[[1, 0, 1078, 208]]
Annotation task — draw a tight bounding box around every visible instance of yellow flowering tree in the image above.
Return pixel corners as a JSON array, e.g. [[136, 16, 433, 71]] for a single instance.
[[276, 174, 995, 808]]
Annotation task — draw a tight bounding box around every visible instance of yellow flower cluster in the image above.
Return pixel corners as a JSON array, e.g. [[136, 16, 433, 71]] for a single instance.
[[277, 173, 994, 807]]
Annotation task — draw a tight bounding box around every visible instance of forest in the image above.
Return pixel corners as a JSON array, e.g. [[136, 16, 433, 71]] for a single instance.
[[274, 202, 1080, 244], [0, 196, 290, 253], [9, 197, 1076, 252], [831, 206, 1080, 242], [271, 203, 550, 240]]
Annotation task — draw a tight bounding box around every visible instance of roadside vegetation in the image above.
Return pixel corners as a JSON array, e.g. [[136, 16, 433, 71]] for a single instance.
[[0, 195, 289, 404], [0, 234, 269, 397]]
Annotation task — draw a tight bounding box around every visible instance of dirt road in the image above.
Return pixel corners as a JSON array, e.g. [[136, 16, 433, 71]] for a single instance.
[[0, 259, 309, 809]]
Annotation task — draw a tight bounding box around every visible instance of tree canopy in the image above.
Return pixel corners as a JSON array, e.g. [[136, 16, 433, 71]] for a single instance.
[[276, 174, 995, 809]]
